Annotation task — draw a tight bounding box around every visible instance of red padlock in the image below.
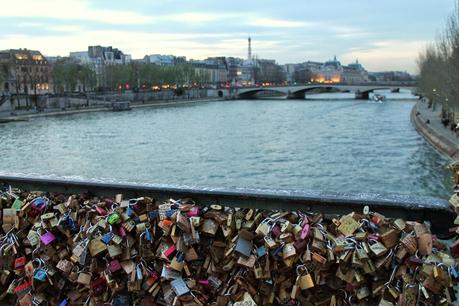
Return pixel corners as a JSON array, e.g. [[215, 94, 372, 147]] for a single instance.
[[14, 257, 26, 270], [271, 225, 282, 238], [450, 239, 459, 258], [90, 277, 107, 296]]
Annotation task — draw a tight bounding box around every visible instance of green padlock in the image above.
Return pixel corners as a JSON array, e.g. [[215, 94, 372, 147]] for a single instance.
[[108, 212, 120, 225], [11, 198, 23, 210]]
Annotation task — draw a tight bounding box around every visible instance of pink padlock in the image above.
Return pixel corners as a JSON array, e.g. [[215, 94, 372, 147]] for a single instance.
[[164, 244, 176, 258], [300, 224, 310, 240], [40, 231, 56, 245], [118, 226, 127, 237], [198, 280, 210, 287], [368, 234, 380, 241], [96, 206, 107, 216], [108, 259, 122, 273], [186, 207, 199, 217]]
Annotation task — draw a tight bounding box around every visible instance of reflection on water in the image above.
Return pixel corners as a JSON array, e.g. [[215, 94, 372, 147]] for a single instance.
[[0, 92, 452, 198]]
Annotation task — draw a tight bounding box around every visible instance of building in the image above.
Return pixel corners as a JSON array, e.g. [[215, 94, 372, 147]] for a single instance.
[[204, 57, 228, 86], [143, 54, 186, 66], [0, 48, 50, 95], [369, 71, 413, 83], [254, 59, 285, 84], [69, 46, 131, 88], [310, 57, 369, 84]]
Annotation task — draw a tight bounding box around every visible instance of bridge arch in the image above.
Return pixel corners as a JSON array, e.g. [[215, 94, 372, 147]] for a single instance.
[[237, 89, 286, 99], [289, 86, 344, 99]]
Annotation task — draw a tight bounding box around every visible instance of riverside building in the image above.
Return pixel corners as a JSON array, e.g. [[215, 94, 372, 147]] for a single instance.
[[0, 49, 50, 95]]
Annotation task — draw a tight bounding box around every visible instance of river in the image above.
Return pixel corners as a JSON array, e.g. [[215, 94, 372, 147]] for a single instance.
[[0, 90, 452, 198]]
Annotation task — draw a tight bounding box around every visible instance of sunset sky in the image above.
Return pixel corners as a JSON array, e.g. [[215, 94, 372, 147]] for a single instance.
[[0, 0, 456, 72]]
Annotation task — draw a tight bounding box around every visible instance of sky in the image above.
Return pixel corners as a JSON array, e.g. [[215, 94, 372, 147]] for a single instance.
[[0, 0, 456, 73]]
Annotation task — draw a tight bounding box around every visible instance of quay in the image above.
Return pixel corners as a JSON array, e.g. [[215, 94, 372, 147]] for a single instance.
[[0, 97, 223, 123], [411, 100, 459, 160]]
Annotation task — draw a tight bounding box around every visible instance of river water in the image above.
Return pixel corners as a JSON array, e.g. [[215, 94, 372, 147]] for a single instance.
[[0, 91, 452, 198]]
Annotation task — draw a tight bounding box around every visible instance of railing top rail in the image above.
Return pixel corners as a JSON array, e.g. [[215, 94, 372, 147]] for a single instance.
[[0, 175, 453, 236]]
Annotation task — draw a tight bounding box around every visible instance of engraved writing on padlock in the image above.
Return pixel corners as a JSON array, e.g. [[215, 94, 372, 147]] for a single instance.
[[171, 278, 190, 296]]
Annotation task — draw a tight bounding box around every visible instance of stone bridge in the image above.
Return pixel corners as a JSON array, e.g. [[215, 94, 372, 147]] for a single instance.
[[231, 84, 417, 100]]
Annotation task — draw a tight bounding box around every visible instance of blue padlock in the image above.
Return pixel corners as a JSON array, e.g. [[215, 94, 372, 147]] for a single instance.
[[59, 299, 69, 306], [101, 232, 114, 245], [145, 229, 152, 241], [271, 245, 283, 260], [113, 295, 130, 306], [165, 209, 177, 219], [126, 205, 134, 217], [34, 269, 47, 281], [148, 211, 158, 220], [450, 266, 459, 280], [257, 246, 267, 258]]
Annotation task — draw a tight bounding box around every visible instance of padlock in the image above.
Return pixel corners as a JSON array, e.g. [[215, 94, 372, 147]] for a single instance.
[[27, 230, 40, 247], [418, 233, 432, 256], [77, 272, 92, 285], [88, 238, 106, 257], [90, 276, 107, 296], [170, 252, 185, 271], [14, 257, 26, 270], [107, 212, 121, 225], [201, 218, 219, 236], [108, 259, 122, 273], [300, 223, 310, 240], [337, 215, 360, 236], [282, 243, 296, 259], [107, 244, 122, 258], [56, 259, 73, 274], [297, 266, 314, 290], [380, 229, 399, 248], [401, 233, 418, 255], [235, 237, 252, 257], [368, 240, 388, 257], [237, 254, 256, 268], [255, 219, 272, 236], [171, 278, 190, 296], [40, 230, 56, 246]]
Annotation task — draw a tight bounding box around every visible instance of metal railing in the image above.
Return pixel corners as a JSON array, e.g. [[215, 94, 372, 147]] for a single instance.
[[0, 175, 453, 237]]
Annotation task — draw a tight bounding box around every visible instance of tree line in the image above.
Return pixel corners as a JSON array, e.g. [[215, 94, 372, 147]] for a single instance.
[[417, 2, 459, 119], [52, 59, 210, 93]]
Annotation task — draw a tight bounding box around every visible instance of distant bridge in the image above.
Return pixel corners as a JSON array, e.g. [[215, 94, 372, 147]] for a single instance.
[[230, 83, 417, 100]]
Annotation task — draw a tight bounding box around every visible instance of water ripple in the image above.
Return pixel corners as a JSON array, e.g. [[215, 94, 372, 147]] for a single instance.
[[0, 97, 452, 198]]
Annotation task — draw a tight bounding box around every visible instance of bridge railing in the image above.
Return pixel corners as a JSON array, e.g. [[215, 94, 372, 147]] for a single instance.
[[0, 175, 452, 237]]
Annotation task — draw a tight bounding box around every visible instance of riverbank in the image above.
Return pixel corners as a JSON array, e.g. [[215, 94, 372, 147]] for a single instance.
[[411, 100, 459, 160], [0, 97, 223, 123]]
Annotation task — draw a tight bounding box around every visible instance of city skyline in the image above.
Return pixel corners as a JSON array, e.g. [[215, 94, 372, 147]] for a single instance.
[[0, 0, 456, 73]]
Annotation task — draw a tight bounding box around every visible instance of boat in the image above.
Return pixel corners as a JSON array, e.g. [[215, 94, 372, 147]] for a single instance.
[[391, 88, 400, 93], [373, 94, 386, 102]]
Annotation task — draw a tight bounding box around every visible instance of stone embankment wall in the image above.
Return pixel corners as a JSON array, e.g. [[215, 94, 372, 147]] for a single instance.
[[1, 89, 221, 113], [411, 101, 459, 160]]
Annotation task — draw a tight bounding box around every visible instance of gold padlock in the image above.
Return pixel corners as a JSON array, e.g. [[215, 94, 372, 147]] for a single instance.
[[368, 240, 388, 257], [297, 265, 314, 290]]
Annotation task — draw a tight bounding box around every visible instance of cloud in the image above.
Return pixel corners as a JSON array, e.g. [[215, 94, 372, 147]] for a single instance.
[[341, 40, 426, 72], [248, 18, 313, 28], [331, 26, 370, 38], [161, 13, 229, 23], [0, 0, 153, 25]]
